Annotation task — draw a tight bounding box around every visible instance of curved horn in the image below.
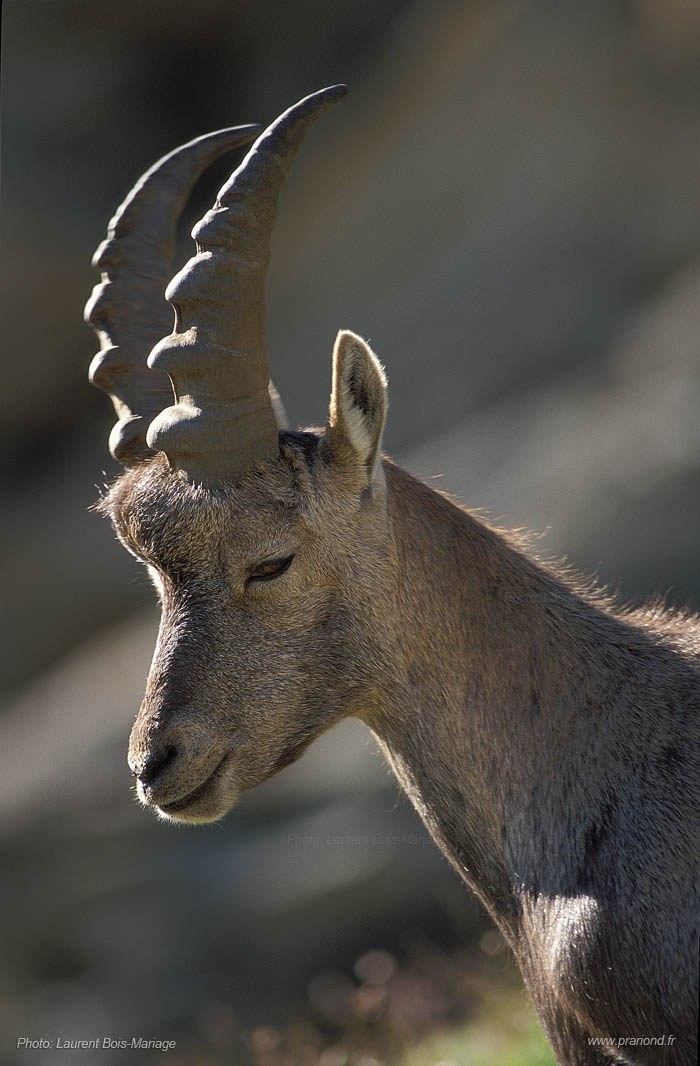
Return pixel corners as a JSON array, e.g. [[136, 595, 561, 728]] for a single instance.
[[146, 84, 348, 485], [85, 125, 261, 465]]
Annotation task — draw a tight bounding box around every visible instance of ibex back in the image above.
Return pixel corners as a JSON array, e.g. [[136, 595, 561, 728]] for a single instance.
[[86, 87, 699, 1066]]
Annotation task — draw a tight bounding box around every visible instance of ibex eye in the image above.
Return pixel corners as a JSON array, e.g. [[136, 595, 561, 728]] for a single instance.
[[248, 555, 294, 582]]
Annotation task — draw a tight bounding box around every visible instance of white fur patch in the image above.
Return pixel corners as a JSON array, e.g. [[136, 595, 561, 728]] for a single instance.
[[544, 893, 599, 990], [148, 565, 164, 600], [341, 377, 373, 460]]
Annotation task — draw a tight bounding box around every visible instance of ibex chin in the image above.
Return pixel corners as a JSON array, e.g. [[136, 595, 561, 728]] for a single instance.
[[86, 87, 698, 1066]]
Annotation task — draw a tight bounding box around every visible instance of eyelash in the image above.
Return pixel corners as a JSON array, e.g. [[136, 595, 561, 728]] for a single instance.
[[248, 554, 295, 583]]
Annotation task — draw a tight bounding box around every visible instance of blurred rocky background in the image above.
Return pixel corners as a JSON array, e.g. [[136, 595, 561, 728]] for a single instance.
[[2, 0, 700, 1063]]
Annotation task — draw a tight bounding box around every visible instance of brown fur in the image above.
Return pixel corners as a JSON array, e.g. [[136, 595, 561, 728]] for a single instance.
[[100, 331, 699, 1066]]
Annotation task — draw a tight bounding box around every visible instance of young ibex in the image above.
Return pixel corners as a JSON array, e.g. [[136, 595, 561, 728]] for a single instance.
[[86, 87, 698, 1066]]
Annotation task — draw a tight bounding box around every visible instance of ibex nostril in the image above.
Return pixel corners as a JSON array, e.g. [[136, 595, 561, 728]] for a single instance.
[[135, 745, 178, 787]]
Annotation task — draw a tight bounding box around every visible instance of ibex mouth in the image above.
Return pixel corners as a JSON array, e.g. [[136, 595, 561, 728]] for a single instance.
[[153, 756, 231, 822]]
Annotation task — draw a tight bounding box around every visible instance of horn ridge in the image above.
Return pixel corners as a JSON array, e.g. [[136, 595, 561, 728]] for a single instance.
[[85, 124, 261, 465], [146, 85, 348, 485]]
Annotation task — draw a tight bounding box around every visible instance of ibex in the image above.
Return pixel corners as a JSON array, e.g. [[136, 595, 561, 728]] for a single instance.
[[86, 87, 699, 1066]]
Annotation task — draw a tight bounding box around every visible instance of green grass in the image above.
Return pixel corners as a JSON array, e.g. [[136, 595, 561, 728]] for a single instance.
[[394, 988, 556, 1066], [226, 945, 559, 1066]]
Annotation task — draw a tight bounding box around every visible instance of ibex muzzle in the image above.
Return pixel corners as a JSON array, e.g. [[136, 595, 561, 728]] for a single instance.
[[87, 88, 699, 1066]]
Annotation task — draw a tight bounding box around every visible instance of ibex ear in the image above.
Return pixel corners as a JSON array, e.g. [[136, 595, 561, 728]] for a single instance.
[[323, 330, 387, 486]]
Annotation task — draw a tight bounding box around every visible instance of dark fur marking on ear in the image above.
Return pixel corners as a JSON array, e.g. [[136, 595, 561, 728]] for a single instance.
[[348, 366, 372, 416], [280, 430, 320, 469]]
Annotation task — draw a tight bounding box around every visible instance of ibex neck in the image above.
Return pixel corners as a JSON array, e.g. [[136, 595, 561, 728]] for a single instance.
[[367, 461, 633, 939]]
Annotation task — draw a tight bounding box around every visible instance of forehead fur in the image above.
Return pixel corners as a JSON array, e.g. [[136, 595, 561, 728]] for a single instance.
[[97, 437, 319, 570]]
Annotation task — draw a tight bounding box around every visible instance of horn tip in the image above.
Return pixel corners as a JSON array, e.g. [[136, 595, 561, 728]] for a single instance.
[[307, 83, 349, 107]]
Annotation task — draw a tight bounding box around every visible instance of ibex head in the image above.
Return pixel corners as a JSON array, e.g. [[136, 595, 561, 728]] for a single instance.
[[88, 87, 396, 823]]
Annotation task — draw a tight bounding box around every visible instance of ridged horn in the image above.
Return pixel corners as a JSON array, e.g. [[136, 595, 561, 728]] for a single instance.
[[85, 124, 261, 465], [146, 84, 348, 485]]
